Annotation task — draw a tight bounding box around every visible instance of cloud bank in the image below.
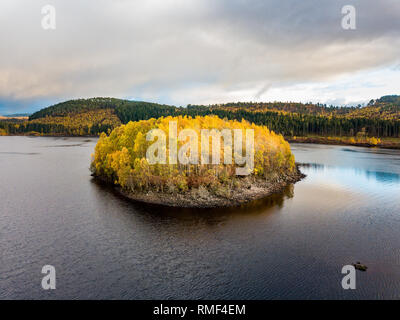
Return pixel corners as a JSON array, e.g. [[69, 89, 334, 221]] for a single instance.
[[0, 0, 399, 113]]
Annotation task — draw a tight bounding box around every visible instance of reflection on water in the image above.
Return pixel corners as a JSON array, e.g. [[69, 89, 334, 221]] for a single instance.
[[0, 151, 40, 155], [92, 179, 295, 220], [299, 163, 400, 185], [1, 138, 400, 299], [363, 170, 400, 184]]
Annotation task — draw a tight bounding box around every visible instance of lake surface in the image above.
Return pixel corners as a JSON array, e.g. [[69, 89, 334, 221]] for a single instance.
[[0, 136, 399, 299]]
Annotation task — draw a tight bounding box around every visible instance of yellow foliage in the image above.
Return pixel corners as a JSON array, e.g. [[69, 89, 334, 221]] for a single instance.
[[91, 115, 296, 193], [367, 137, 381, 145], [30, 109, 121, 135]]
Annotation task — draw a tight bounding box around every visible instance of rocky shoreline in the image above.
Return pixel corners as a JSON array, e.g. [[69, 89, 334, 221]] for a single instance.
[[94, 166, 305, 209]]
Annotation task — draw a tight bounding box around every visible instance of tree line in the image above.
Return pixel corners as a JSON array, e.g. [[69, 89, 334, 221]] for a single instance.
[[1, 96, 400, 138]]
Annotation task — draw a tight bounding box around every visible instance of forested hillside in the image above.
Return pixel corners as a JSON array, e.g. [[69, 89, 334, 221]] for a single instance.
[[180, 105, 400, 138], [3, 98, 177, 136], [1, 96, 400, 147], [29, 97, 120, 119]]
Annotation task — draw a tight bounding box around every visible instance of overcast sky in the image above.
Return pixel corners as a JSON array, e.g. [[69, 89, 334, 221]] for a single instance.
[[1, 0, 400, 114]]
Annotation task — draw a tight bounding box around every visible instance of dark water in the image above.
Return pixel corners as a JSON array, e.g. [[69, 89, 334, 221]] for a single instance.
[[0, 137, 399, 299]]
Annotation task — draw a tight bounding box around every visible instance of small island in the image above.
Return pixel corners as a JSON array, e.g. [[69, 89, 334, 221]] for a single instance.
[[91, 115, 304, 208]]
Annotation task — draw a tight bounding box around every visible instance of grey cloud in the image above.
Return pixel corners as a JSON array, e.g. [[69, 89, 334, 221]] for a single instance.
[[0, 0, 399, 111]]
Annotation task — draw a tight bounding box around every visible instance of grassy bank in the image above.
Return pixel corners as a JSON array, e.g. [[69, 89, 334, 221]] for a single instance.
[[287, 135, 400, 149]]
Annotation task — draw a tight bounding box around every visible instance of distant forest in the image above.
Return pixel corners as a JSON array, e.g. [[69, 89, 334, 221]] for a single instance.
[[1, 96, 400, 140]]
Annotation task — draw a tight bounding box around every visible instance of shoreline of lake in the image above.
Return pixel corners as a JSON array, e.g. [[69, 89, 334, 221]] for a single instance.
[[2, 133, 400, 150], [286, 136, 400, 150]]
